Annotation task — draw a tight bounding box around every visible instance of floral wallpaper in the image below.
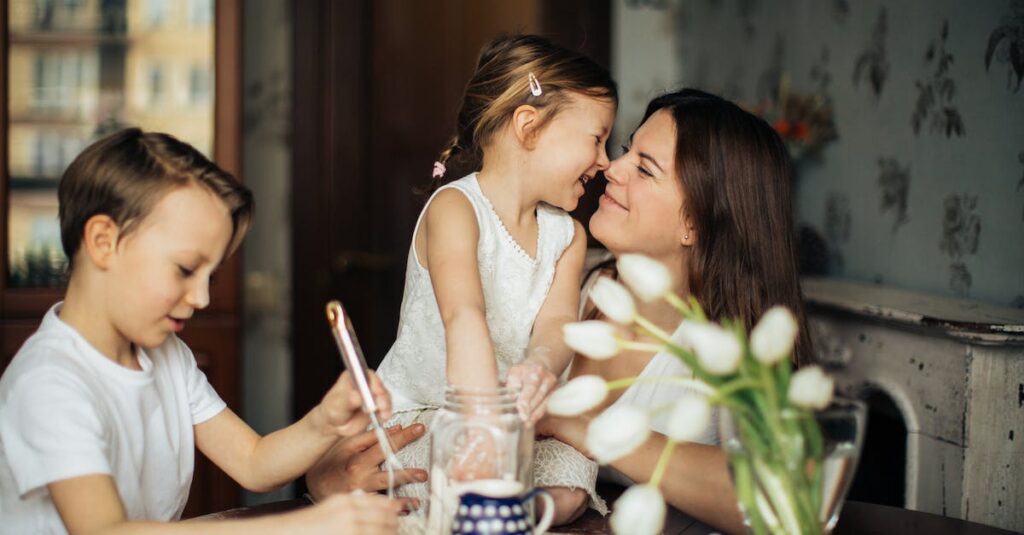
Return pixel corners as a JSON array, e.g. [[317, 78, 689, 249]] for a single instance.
[[613, 0, 1024, 307]]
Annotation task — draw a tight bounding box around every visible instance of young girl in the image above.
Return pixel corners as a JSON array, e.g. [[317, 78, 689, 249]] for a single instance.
[[373, 34, 617, 524], [0, 129, 400, 534]]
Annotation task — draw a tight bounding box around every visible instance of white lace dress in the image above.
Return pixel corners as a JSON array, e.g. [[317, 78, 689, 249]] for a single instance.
[[376, 173, 607, 514]]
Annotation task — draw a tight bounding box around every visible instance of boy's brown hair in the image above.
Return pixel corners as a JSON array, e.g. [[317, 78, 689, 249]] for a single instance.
[[58, 128, 254, 268]]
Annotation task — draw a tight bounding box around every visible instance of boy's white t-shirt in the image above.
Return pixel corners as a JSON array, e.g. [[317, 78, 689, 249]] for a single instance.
[[0, 303, 226, 534]]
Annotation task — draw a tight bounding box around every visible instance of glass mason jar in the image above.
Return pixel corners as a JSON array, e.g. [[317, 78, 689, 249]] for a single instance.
[[426, 384, 534, 533]]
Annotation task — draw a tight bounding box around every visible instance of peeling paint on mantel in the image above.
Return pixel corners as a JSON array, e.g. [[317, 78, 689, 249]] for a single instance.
[[803, 277, 1024, 345], [803, 276, 1024, 531]]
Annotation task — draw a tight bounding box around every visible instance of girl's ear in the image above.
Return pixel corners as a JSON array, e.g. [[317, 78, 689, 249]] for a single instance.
[[81, 214, 121, 270], [511, 104, 541, 150]]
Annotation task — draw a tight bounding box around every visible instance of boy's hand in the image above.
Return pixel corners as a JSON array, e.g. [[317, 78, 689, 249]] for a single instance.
[[313, 371, 392, 438], [290, 491, 401, 534], [507, 358, 557, 426]]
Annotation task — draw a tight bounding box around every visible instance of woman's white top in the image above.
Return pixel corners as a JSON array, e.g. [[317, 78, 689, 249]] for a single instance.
[[377, 173, 575, 410], [579, 257, 719, 444]]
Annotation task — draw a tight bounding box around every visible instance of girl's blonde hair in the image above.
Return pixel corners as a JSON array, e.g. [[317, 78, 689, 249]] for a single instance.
[[432, 34, 617, 189]]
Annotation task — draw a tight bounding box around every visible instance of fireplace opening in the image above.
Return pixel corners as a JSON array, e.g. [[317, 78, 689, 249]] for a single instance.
[[846, 387, 907, 507]]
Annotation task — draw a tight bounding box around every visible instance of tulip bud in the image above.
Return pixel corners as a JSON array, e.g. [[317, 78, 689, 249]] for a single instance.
[[665, 396, 712, 442], [563, 321, 620, 360], [610, 484, 666, 535], [589, 277, 637, 324], [586, 405, 650, 464], [751, 306, 799, 365], [546, 375, 609, 416], [678, 322, 742, 375], [788, 365, 834, 410], [617, 254, 672, 302]]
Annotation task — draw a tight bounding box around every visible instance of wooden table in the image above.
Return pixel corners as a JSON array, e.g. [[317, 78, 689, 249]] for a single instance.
[[195, 491, 1019, 534]]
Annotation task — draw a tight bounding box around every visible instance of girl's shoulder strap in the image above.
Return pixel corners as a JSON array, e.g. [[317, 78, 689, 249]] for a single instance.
[[537, 203, 576, 256], [411, 174, 487, 261]]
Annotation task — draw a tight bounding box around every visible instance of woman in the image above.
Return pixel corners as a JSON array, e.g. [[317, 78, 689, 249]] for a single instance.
[[537, 88, 812, 534], [307, 88, 811, 533]]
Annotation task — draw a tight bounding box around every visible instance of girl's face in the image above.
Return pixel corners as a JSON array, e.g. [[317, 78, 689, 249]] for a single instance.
[[529, 93, 615, 211], [589, 109, 689, 261], [105, 184, 233, 350]]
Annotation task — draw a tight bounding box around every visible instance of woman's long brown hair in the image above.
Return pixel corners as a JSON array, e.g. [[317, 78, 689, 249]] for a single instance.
[[590, 89, 813, 366]]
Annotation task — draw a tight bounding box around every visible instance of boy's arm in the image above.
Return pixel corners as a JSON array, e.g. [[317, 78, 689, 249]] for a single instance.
[[194, 371, 387, 493], [510, 220, 587, 423], [48, 474, 400, 535], [423, 188, 499, 388]]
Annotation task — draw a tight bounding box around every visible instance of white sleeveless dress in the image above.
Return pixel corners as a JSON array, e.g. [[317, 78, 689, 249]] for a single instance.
[[377, 173, 607, 514]]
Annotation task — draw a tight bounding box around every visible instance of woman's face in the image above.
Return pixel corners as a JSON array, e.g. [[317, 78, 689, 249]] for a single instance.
[[589, 109, 690, 261]]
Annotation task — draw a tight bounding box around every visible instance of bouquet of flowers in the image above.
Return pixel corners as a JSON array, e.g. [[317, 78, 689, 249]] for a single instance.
[[549, 254, 845, 535], [749, 78, 838, 162]]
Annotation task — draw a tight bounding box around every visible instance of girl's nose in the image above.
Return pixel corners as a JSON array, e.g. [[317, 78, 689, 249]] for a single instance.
[[595, 144, 610, 171]]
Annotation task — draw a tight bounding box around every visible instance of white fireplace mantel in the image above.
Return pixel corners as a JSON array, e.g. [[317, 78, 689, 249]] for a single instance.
[[802, 277, 1024, 533]]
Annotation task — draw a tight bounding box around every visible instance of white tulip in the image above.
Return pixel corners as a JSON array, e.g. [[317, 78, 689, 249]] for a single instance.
[[586, 405, 650, 464], [563, 321, 620, 360], [610, 484, 666, 535], [589, 277, 637, 324], [750, 306, 799, 365], [788, 365, 834, 410], [617, 254, 672, 302], [678, 321, 742, 375], [546, 375, 608, 416], [665, 396, 712, 442]]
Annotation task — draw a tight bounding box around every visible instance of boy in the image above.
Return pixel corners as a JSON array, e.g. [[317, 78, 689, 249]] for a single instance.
[[0, 129, 400, 534]]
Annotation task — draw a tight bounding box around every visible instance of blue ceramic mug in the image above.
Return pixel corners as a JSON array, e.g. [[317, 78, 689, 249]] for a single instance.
[[450, 479, 554, 535]]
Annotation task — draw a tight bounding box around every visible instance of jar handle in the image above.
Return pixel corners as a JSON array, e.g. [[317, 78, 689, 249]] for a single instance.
[[523, 488, 554, 534]]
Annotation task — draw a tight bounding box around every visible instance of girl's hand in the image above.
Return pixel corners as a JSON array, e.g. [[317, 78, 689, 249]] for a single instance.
[[313, 371, 392, 438], [507, 359, 558, 426], [288, 491, 402, 534]]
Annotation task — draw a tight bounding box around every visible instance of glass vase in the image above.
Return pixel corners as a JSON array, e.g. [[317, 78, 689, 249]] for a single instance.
[[720, 397, 867, 535]]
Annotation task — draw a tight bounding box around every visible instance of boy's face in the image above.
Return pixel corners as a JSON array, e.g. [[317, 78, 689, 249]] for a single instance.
[[105, 184, 233, 349]]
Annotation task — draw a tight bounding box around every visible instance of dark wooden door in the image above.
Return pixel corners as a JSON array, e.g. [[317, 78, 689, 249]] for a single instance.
[[291, 0, 610, 420]]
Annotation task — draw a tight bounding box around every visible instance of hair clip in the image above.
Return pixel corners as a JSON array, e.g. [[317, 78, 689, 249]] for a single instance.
[[432, 161, 447, 178], [528, 72, 543, 97]]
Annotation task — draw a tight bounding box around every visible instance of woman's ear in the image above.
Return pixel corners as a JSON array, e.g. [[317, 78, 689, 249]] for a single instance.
[[680, 218, 696, 248], [81, 214, 121, 270], [511, 104, 541, 150]]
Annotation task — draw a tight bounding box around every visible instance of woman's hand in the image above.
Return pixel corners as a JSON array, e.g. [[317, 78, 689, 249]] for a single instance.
[[306, 423, 427, 506], [507, 358, 558, 426], [312, 371, 391, 438]]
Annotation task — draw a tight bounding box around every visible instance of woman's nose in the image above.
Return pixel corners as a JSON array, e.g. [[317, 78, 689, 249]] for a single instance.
[[604, 156, 627, 185]]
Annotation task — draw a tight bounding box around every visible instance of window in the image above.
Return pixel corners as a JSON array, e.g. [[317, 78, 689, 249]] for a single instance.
[[189, 65, 211, 106], [148, 64, 165, 105]]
